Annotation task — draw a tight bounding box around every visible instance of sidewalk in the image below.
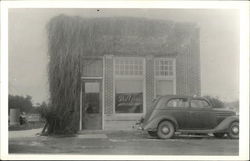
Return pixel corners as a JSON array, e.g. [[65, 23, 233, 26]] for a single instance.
[[9, 128, 148, 140], [9, 128, 212, 140]]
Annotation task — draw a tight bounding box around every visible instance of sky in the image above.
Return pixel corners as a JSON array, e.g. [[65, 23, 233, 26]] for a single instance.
[[8, 9, 240, 104]]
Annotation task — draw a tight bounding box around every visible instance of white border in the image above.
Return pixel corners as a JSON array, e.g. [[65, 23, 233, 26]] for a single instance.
[[1, 1, 249, 160]]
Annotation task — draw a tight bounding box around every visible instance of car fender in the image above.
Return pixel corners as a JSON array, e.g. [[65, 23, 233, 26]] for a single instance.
[[213, 115, 239, 132], [143, 115, 178, 131]]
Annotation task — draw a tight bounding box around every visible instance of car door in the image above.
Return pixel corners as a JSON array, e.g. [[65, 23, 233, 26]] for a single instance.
[[165, 97, 190, 129], [187, 98, 217, 129]]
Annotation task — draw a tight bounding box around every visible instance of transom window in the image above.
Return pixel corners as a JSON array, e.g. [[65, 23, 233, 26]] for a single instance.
[[155, 58, 174, 77], [115, 57, 143, 76]]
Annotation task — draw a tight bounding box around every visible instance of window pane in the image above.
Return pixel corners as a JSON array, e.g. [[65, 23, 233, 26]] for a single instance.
[[115, 57, 143, 76], [85, 82, 99, 93], [84, 82, 100, 114], [167, 98, 189, 108], [115, 80, 143, 113], [154, 58, 175, 77], [191, 99, 210, 108]]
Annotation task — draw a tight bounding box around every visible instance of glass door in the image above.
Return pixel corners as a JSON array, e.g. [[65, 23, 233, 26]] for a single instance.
[[82, 80, 102, 130]]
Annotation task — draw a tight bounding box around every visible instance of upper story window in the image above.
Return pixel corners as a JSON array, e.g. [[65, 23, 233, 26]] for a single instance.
[[154, 58, 174, 77], [154, 58, 176, 96], [190, 99, 210, 108], [115, 57, 144, 76]]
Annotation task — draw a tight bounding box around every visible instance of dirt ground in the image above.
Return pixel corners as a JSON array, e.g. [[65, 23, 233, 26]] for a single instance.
[[9, 129, 239, 155]]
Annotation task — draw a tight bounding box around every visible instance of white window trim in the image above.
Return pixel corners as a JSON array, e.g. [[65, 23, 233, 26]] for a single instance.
[[113, 57, 146, 116], [154, 57, 176, 99]]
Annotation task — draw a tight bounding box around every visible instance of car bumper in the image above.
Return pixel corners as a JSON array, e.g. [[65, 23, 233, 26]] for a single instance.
[[132, 118, 145, 130]]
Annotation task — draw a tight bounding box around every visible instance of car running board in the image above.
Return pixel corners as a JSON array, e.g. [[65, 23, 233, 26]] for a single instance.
[[178, 129, 216, 134]]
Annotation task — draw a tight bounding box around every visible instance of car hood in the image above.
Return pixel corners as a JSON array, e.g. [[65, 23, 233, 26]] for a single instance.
[[212, 107, 235, 112], [212, 108, 236, 117]]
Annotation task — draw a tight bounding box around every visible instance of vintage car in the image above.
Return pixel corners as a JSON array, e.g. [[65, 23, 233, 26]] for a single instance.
[[137, 95, 239, 139]]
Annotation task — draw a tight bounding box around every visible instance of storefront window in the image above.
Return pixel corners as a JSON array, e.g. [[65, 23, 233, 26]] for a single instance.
[[115, 80, 143, 113], [114, 57, 144, 114]]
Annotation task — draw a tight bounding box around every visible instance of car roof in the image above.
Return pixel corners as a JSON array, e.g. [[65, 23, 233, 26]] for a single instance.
[[160, 95, 207, 100]]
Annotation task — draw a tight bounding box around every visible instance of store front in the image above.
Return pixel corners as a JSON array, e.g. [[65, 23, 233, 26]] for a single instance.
[[46, 15, 201, 131], [79, 55, 180, 130]]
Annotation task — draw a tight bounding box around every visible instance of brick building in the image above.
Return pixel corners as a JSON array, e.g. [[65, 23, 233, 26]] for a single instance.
[[78, 17, 201, 130]]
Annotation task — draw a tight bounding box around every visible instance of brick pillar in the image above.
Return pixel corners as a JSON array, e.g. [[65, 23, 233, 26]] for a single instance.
[[104, 55, 114, 114], [145, 55, 155, 112]]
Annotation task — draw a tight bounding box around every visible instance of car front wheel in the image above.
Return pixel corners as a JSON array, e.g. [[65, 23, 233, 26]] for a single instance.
[[228, 122, 239, 139], [157, 121, 175, 139]]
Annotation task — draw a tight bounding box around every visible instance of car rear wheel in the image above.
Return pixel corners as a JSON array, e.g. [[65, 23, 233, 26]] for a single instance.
[[148, 131, 157, 137], [213, 133, 225, 138], [228, 122, 239, 139], [157, 121, 175, 139]]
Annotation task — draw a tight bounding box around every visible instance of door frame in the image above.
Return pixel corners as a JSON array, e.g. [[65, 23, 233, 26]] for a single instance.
[[80, 77, 104, 130]]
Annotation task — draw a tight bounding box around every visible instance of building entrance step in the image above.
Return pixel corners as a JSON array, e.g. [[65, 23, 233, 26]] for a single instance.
[[77, 133, 108, 139], [78, 130, 105, 134]]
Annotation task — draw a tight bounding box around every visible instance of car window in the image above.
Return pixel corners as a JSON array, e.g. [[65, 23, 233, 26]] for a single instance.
[[167, 98, 189, 108], [191, 99, 210, 108]]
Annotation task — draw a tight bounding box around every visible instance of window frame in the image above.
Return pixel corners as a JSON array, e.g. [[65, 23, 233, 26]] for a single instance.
[[113, 57, 146, 116], [190, 98, 211, 109], [165, 97, 190, 108], [114, 57, 144, 77]]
